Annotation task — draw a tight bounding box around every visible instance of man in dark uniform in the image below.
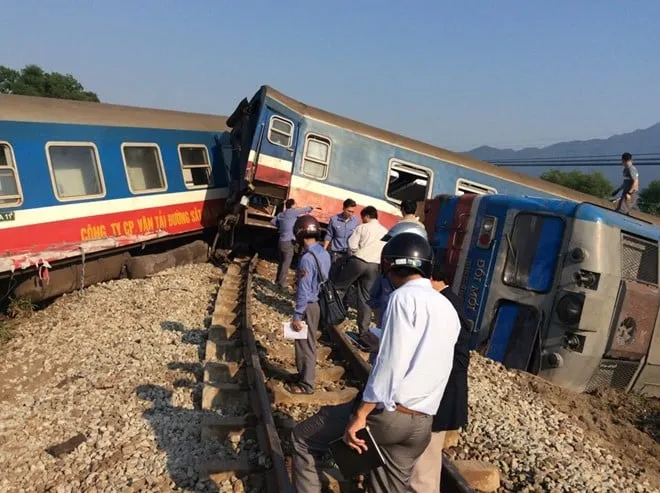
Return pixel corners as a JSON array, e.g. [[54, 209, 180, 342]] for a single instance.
[[408, 259, 471, 492], [270, 199, 318, 289], [324, 198, 359, 276], [612, 152, 640, 215], [285, 215, 331, 395]]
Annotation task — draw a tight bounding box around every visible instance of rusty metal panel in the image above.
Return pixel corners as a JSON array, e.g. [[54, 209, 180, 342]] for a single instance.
[[606, 280, 660, 359]]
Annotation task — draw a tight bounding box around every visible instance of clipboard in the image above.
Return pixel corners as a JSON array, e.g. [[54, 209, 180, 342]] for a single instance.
[[328, 426, 385, 477]]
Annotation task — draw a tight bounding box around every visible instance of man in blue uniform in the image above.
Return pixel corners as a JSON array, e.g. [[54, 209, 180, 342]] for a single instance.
[[324, 198, 359, 277], [291, 232, 460, 492], [286, 214, 331, 395], [270, 199, 318, 289], [612, 152, 640, 215]]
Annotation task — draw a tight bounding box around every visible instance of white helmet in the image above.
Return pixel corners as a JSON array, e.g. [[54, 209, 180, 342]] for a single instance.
[[381, 221, 428, 242]]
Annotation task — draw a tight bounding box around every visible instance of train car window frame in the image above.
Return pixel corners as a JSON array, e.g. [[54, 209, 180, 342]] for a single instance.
[[385, 159, 434, 204], [120, 143, 168, 195], [502, 212, 566, 294], [301, 133, 332, 180], [0, 141, 24, 208], [177, 144, 213, 189], [456, 179, 497, 196], [45, 141, 106, 202], [267, 115, 294, 148]]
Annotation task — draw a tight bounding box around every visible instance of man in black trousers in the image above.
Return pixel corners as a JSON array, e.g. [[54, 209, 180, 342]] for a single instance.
[[408, 259, 471, 492]]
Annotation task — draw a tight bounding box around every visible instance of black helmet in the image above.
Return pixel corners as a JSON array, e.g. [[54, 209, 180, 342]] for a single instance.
[[293, 215, 321, 241], [381, 232, 434, 278]]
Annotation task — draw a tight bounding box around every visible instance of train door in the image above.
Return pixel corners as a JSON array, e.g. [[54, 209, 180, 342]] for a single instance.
[[483, 211, 566, 371]]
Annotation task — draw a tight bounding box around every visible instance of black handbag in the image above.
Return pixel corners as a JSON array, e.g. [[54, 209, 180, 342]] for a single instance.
[[309, 251, 347, 327]]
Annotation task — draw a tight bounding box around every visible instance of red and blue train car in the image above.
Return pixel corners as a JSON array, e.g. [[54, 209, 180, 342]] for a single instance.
[[225, 86, 659, 231], [0, 94, 230, 284], [423, 193, 660, 396]]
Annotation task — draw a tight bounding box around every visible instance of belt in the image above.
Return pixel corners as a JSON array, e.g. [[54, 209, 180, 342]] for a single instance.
[[395, 404, 428, 417]]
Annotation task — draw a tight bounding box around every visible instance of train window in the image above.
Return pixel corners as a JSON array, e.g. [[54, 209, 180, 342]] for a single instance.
[[46, 142, 105, 201], [503, 213, 565, 293], [302, 134, 331, 179], [386, 160, 432, 203], [121, 144, 167, 194], [0, 142, 23, 207], [456, 179, 497, 196], [267, 116, 293, 148], [178, 144, 212, 188]]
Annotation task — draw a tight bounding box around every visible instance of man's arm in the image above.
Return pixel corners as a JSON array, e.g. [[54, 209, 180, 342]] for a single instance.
[[323, 219, 334, 249], [629, 167, 639, 194], [270, 214, 279, 227], [348, 224, 362, 252], [293, 255, 313, 321]]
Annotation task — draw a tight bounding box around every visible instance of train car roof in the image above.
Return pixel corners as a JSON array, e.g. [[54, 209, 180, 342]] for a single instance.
[[262, 85, 660, 227], [0, 93, 229, 132]]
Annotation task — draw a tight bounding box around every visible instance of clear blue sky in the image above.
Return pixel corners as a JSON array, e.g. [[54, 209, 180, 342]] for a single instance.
[[2, 0, 659, 152]]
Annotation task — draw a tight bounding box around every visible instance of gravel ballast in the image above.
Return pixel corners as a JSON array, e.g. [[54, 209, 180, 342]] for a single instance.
[[0, 263, 227, 493]]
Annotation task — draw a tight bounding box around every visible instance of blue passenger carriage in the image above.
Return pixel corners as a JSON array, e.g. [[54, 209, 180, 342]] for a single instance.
[[0, 94, 230, 283], [224, 86, 659, 231]]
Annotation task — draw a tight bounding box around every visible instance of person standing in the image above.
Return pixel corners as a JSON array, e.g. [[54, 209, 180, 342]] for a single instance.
[[290, 232, 461, 493], [612, 152, 640, 215], [270, 199, 316, 289], [333, 206, 388, 339], [399, 199, 421, 223], [324, 198, 359, 277], [408, 261, 471, 493], [285, 215, 331, 395]]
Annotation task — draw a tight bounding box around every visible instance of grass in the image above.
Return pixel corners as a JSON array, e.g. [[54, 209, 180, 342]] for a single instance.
[[0, 320, 13, 345], [6, 296, 36, 319]]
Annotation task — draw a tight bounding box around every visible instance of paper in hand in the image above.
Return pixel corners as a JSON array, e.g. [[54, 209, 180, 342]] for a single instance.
[[283, 321, 308, 339]]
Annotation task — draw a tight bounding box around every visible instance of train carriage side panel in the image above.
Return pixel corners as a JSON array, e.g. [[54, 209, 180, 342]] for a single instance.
[[0, 119, 229, 275], [284, 114, 561, 229]]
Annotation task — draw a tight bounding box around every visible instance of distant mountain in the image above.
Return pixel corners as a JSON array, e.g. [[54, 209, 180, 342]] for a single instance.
[[467, 122, 660, 161], [465, 123, 660, 184]]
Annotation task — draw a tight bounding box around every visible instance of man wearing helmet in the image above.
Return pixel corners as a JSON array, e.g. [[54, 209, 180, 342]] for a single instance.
[[291, 232, 461, 492], [364, 220, 429, 360], [285, 214, 331, 395]]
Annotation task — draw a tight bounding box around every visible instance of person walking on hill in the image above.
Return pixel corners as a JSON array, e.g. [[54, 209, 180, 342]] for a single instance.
[[612, 152, 640, 215]]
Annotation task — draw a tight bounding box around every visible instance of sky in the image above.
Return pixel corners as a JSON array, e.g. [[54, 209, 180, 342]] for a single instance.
[[1, 0, 659, 152]]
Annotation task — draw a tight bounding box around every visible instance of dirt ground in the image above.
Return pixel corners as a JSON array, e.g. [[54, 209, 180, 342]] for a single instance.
[[513, 369, 660, 481]]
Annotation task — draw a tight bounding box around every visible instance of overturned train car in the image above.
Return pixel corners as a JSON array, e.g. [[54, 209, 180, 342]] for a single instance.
[[422, 194, 660, 397]]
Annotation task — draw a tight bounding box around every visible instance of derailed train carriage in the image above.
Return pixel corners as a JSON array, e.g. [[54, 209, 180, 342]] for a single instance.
[[222, 85, 659, 232], [0, 94, 231, 301], [421, 194, 660, 397]]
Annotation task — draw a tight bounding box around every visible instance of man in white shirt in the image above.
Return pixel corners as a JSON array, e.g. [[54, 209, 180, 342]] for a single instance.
[[333, 206, 388, 339], [291, 232, 460, 493]]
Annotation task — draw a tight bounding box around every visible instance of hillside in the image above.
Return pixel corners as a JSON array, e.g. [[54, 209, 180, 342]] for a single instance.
[[465, 123, 660, 184]]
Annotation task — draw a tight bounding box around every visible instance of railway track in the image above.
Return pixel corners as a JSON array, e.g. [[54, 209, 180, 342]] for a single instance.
[[198, 253, 474, 492]]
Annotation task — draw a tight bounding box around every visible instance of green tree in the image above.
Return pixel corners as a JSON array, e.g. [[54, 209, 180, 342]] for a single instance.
[[0, 64, 100, 102], [639, 180, 660, 216], [540, 169, 614, 199]]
